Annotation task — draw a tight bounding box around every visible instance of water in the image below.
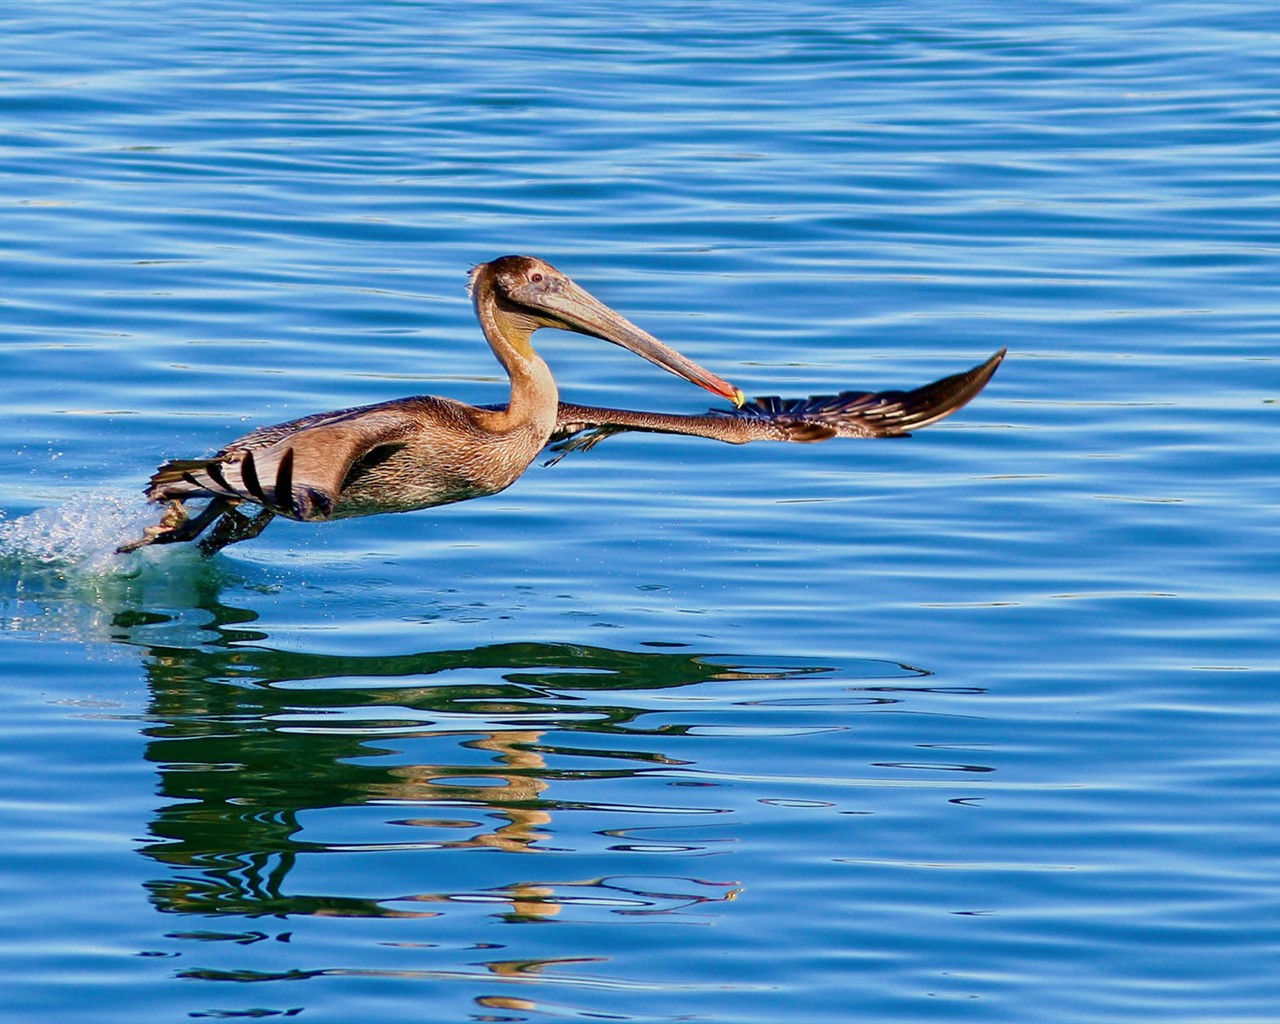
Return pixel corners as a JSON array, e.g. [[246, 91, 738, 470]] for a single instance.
[[3, 2, 1279, 1021]]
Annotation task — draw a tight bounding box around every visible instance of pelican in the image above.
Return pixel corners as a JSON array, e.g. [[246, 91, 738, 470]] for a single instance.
[[118, 255, 1004, 555], [118, 256, 743, 554]]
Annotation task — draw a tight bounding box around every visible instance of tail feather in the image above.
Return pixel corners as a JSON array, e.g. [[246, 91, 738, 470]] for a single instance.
[[145, 458, 229, 501], [145, 449, 327, 521]]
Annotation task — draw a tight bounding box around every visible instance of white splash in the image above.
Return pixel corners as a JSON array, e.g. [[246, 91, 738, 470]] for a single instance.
[[0, 489, 162, 574]]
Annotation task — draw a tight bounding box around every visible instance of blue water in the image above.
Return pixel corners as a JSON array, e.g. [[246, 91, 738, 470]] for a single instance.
[[3, 2, 1278, 1021]]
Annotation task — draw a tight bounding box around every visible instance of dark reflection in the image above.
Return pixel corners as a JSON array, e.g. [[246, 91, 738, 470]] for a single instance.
[[2, 554, 939, 931], [130, 610, 857, 920]]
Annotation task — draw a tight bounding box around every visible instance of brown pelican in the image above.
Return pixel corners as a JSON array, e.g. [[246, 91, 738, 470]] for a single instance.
[[118, 255, 1004, 555]]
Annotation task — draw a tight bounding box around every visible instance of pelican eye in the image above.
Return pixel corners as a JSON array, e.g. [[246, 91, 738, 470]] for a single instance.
[[529, 272, 544, 283]]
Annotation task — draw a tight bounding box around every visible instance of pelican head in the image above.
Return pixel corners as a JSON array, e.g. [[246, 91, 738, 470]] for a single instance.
[[470, 255, 744, 406]]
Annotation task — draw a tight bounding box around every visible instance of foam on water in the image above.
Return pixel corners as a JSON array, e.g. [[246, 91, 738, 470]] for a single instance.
[[0, 491, 258, 650], [0, 490, 164, 575]]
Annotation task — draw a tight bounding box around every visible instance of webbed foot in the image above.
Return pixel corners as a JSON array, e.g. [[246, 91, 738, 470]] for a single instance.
[[197, 505, 276, 555], [116, 498, 235, 554]]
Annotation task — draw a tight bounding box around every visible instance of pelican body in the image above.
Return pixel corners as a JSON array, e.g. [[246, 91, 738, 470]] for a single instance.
[[119, 256, 742, 553], [118, 255, 1003, 555]]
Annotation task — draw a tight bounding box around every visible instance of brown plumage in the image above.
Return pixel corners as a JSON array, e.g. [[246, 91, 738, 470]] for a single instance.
[[547, 348, 1005, 461], [118, 256, 743, 553], [117, 256, 1004, 555]]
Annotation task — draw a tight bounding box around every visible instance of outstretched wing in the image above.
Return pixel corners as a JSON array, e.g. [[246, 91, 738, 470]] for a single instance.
[[144, 399, 435, 520], [548, 349, 1005, 461]]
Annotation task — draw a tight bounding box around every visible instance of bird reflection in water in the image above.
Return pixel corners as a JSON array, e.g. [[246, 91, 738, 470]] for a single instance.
[[383, 731, 558, 857], [118, 256, 1003, 554], [127, 597, 849, 925]]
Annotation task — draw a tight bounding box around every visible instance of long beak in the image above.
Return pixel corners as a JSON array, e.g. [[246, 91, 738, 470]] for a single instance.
[[523, 278, 745, 407]]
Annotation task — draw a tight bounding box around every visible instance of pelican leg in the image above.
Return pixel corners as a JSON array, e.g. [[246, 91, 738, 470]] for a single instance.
[[116, 498, 234, 554], [197, 504, 276, 556]]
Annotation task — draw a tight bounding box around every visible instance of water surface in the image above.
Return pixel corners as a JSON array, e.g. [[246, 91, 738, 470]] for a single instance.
[[2, 3, 1278, 1022]]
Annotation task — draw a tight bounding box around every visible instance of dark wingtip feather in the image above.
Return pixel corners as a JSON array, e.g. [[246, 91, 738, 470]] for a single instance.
[[274, 447, 295, 518], [732, 349, 1005, 439], [876, 347, 1005, 433], [239, 450, 266, 504]]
